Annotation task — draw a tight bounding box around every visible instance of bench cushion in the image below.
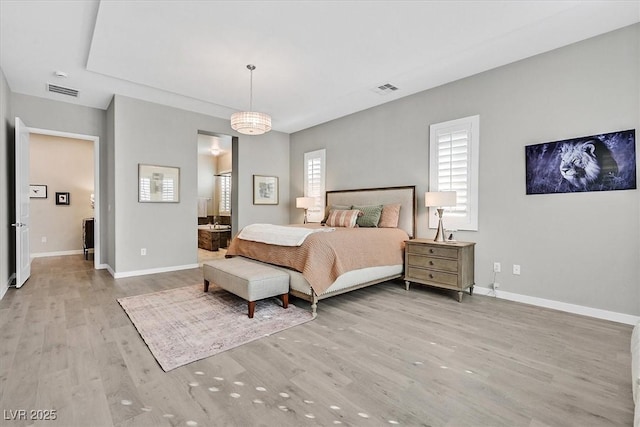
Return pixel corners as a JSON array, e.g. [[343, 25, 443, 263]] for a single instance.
[[203, 257, 289, 302]]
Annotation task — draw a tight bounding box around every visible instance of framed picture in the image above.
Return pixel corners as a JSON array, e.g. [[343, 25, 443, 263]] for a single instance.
[[139, 164, 180, 203], [253, 175, 279, 205], [29, 184, 47, 199], [525, 129, 636, 195], [56, 192, 70, 205]]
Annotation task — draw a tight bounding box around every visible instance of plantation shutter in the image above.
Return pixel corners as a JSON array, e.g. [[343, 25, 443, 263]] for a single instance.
[[303, 149, 326, 223], [429, 115, 479, 231], [219, 174, 231, 214], [436, 125, 470, 219]]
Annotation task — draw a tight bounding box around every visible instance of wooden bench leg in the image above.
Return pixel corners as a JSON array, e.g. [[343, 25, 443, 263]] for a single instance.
[[280, 293, 289, 309], [204, 279, 210, 292], [248, 301, 256, 319]]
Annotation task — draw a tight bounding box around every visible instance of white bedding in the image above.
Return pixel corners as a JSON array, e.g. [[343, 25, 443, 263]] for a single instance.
[[237, 223, 334, 246]]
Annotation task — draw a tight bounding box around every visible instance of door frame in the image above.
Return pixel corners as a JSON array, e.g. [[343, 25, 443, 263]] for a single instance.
[[26, 127, 102, 269]]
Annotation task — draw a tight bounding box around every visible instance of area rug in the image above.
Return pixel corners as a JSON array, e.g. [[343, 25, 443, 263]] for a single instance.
[[117, 284, 313, 371]]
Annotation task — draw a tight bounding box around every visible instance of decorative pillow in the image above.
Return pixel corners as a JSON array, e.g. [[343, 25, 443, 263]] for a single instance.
[[378, 203, 402, 228], [352, 205, 383, 227], [321, 204, 351, 223], [325, 209, 360, 228]]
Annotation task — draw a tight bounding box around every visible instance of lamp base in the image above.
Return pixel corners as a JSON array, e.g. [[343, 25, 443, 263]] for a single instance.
[[434, 208, 445, 242]]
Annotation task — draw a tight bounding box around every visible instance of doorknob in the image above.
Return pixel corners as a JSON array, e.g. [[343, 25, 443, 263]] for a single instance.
[[11, 222, 25, 227]]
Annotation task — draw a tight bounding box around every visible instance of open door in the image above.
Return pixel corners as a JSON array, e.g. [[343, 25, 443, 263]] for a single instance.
[[13, 117, 30, 287]]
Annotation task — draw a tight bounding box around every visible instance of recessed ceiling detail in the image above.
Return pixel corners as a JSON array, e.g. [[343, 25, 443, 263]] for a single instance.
[[1, 1, 638, 133]]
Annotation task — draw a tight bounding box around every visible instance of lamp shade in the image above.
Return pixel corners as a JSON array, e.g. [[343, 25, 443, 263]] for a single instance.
[[296, 197, 315, 209], [425, 191, 457, 207], [230, 111, 272, 135]]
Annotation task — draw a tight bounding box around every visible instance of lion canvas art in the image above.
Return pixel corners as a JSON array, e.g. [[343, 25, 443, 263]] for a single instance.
[[525, 129, 636, 195]]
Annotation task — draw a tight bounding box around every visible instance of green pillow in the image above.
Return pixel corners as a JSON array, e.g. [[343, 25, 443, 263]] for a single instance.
[[352, 205, 383, 227]]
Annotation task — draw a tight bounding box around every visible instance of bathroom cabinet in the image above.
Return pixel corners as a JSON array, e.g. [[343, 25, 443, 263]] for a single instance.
[[198, 228, 231, 251]]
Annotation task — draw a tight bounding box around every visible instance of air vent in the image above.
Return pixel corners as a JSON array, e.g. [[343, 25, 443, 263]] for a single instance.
[[47, 83, 79, 97], [372, 83, 399, 95]]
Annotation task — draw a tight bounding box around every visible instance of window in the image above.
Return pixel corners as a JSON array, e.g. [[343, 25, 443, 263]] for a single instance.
[[429, 115, 479, 231], [218, 173, 231, 215], [303, 149, 326, 223]]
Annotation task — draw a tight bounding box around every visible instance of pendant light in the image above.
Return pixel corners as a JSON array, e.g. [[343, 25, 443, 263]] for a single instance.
[[230, 64, 272, 135]]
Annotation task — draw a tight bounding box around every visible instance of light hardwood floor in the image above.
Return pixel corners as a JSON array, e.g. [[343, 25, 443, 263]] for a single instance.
[[0, 255, 634, 426]]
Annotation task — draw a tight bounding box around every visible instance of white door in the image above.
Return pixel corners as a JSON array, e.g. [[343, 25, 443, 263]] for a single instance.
[[14, 117, 30, 287]]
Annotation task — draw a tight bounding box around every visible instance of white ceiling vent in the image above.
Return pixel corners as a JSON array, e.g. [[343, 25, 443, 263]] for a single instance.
[[372, 83, 399, 95], [47, 83, 79, 97]]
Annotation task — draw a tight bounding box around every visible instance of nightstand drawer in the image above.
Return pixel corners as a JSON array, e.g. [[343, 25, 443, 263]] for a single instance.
[[406, 267, 458, 287], [407, 244, 458, 259], [407, 254, 458, 273]]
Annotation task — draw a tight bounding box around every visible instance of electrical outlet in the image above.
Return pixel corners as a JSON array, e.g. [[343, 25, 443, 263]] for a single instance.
[[493, 282, 500, 289], [493, 262, 501, 273], [141, 248, 147, 256], [41, 236, 47, 243], [513, 264, 521, 275]]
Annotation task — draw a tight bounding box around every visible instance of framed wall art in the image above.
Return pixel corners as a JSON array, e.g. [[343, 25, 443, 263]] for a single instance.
[[525, 129, 636, 195], [29, 184, 47, 199], [253, 175, 278, 205], [56, 192, 70, 205], [139, 164, 180, 203]]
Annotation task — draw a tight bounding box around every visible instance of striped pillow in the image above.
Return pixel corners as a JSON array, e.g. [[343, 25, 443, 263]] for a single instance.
[[326, 209, 360, 228]]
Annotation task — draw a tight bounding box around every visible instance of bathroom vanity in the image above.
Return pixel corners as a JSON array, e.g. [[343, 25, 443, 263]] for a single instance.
[[198, 226, 231, 251]]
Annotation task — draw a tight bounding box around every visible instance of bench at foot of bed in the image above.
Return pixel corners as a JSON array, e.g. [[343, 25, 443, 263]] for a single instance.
[[203, 257, 290, 318]]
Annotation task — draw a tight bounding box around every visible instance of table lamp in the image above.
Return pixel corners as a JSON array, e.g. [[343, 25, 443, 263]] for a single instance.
[[425, 191, 457, 242], [296, 197, 315, 224]]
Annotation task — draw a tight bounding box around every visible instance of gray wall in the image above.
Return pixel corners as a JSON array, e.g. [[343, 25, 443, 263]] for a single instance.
[[0, 67, 13, 299], [290, 24, 640, 316], [111, 95, 289, 275], [11, 93, 108, 267]]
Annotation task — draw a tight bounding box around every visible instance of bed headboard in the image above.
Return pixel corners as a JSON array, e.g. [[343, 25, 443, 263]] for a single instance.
[[326, 185, 417, 238]]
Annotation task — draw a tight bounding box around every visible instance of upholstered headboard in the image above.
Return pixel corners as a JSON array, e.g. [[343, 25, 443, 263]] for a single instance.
[[326, 185, 416, 238]]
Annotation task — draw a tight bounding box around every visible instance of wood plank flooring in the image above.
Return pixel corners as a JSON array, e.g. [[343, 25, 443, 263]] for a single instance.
[[0, 255, 634, 426]]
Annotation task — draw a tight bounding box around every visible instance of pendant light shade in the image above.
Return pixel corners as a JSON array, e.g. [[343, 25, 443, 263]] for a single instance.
[[231, 65, 272, 135]]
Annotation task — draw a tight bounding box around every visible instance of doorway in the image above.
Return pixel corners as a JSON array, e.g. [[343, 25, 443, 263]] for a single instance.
[[197, 132, 232, 265], [25, 127, 101, 269]]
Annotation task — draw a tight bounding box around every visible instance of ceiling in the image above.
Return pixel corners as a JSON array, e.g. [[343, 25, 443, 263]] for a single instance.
[[1, 1, 639, 134]]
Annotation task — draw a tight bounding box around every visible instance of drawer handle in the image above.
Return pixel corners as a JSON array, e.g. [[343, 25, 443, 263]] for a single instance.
[[429, 249, 434, 253], [429, 261, 434, 266], [429, 274, 434, 279]]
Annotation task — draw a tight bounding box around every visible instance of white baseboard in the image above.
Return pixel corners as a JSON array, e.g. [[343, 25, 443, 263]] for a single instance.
[[96, 264, 108, 270], [474, 286, 640, 326], [31, 250, 84, 258], [0, 273, 13, 300], [112, 263, 200, 279], [106, 265, 115, 277]]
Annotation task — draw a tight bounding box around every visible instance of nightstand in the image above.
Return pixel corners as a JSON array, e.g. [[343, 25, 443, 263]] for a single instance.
[[404, 239, 475, 302]]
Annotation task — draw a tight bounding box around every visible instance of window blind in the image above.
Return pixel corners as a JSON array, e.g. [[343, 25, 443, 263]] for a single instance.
[[429, 115, 479, 231], [219, 174, 231, 214], [436, 126, 470, 218], [303, 149, 326, 223]]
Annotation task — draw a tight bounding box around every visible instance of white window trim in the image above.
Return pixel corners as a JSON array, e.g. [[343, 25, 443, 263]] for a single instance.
[[428, 115, 479, 231], [303, 149, 326, 223]]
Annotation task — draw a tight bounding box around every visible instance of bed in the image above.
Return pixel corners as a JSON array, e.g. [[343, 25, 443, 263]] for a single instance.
[[226, 185, 416, 316]]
